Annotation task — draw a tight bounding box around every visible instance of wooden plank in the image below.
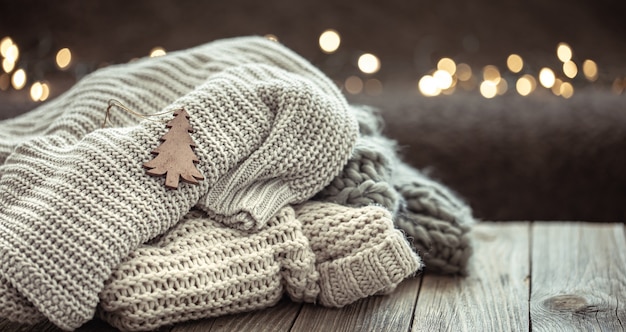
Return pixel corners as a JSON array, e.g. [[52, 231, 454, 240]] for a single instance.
[[530, 222, 626, 331], [290, 275, 422, 332], [412, 222, 530, 332], [0, 316, 165, 332], [171, 298, 302, 332]]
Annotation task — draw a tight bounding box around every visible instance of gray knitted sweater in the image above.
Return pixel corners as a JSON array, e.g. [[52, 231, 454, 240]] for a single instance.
[[0, 39, 358, 330]]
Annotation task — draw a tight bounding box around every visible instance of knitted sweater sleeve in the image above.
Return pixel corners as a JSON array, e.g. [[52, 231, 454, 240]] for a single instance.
[[195, 64, 358, 231]]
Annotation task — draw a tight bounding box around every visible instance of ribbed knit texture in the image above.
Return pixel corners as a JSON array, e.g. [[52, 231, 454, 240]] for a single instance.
[[0, 63, 357, 330], [293, 202, 421, 307], [0, 36, 347, 167], [98, 202, 420, 331], [317, 105, 474, 274]]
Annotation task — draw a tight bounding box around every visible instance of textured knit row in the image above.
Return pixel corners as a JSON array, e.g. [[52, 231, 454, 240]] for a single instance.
[[0, 36, 474, 331]]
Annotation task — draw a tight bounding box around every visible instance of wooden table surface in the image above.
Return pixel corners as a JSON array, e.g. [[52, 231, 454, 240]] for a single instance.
[[1, 222, 624, 332]]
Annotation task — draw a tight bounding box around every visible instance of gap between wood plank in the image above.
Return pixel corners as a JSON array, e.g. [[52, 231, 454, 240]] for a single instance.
[[412, 222, 531, 332]]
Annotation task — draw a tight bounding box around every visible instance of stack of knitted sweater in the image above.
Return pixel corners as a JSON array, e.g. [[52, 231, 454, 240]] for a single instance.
[[0, 36, 473, 331]]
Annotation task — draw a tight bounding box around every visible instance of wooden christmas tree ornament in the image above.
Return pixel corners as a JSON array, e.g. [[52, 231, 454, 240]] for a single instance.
[[143, 109, 204, 189]]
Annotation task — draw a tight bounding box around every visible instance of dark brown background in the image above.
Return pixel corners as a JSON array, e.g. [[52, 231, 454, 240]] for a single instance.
[[1, 0, 625, 222]]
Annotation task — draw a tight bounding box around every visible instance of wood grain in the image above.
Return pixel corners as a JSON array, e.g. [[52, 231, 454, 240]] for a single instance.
[[530, 222, 626, 331], [171, 298, 302, 332], [291, 275, 422, 332], [412, 222, 531, 332]]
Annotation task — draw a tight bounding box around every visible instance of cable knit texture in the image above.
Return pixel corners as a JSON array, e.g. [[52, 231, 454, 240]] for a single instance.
[[392, 162, 474, 274], [317, 105, 474, 274], [98, 202, 420, 331], [0, 63, 357, 330]]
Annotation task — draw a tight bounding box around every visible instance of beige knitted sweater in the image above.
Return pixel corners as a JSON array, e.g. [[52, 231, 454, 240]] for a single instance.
[[99, 202, 421, 331]]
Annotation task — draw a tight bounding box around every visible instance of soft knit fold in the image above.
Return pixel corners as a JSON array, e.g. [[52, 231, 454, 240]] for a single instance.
[[0, 36, 348, 168], [0, 64, 357, 330]]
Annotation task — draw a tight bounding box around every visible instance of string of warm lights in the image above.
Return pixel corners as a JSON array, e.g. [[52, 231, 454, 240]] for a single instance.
[[1, 32, 625, 104], [313, 31, 623, 99], [415, 42, 611, 99]]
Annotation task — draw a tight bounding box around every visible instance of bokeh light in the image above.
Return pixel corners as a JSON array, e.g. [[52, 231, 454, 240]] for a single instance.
[[516, 74, 536, 96], [562, 61, 578, 79], [149, 47, 166, 57], [507, 54, 523, 73], [560, 82, 574, 98], [482, 65, 501, 83], [496, 78, 508, 95], [5, 44, 19, 62], [319, 29, 341, 54], [479, 80, 497, 98], [456, 63, 472, 81], [264, 34, 278, 42], [539, 68, 556, 88], [56, 48, 72, 69], [30, 81, 43, 101], [418, 75, 440, 97], [433, 70, 453, 89], [11, 68, 26, 90], [437, 58, 456, 75], [40, 82, 50, 101], [0, 37, 13, 57], [582, 59, 598, 81], [557, 43, 573, 62], [2, 58, 15, 73], [551, 78, 563, 96], [344, 75, 363, 94], [358, 53, 380, 74]]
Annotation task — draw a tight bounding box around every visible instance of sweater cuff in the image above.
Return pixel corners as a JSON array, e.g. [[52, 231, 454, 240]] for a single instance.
[[316, 230, 422, 308], [200, 178, 295, 231]]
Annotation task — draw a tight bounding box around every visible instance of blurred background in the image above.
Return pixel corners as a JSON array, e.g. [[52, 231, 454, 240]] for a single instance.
[[1, 0, 625, 222]]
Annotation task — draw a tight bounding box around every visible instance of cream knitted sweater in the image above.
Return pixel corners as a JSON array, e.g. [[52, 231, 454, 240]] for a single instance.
[[0, 46, 357, 329]]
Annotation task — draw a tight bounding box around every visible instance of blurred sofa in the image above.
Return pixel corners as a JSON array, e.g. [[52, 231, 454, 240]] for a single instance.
[[352, 88, 626, 222]]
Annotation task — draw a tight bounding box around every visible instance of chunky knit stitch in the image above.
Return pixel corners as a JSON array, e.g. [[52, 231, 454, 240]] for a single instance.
[[0, 64, 357, 330], [317, 105, 474, 274], [392, 162, 474, 275], [99, 207, 316, 331], [293, 202, 421, 307], [98, 202, 420, 331], [0, 36, 346, 167]]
